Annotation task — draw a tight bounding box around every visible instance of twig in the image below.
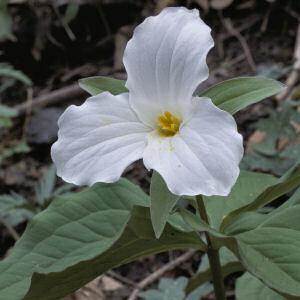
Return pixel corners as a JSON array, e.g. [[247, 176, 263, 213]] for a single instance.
[[284, 6, 300, 22], [95, 0, 111, 36], [1, 221, 20, 241], [217, 15, 261, 58], [14, 83, 86, 115], [52, 3, 76, 41], [276, 22, 300, 101], [128, 250, 196, 300], [22, 87, 33, 139], [260, 3, 273, 33], [222, 17, 257, 72], [107, 270, 136, 286]]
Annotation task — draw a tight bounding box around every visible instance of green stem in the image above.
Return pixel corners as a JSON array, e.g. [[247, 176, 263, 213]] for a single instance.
[[196, 195, 226, 300]]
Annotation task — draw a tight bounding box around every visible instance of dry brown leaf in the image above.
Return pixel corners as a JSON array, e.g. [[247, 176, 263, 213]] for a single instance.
[[291, 120, 300, 134], [278, 136, 289, 151], [62, 277, 104, 300], [237, 0, 256, 10], [193, 0, 209, 11], [114, 25, 133, 71], [245, 130, 266, 155], [211, 0, 234, 10], [155, 0, 179, 14], [101, 275, 123, 291]]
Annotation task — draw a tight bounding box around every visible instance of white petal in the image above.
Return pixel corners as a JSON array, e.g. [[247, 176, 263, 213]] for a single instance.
[[123, 7, 214, 126], [51, 92, 151, 186], [143, 97, 243, 196]]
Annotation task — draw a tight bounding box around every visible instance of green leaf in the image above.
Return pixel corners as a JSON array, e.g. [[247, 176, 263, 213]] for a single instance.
[[252, 102, 300, 141], [200, 77, 285, 115], [228, 205, 300, 297], [52, 183, 76, 197], [179, 208, 220, 238], [281, 144, 300, 162], [220, 163, 300, 231], [0, 192, 35, 226], [257, 64, 292, 80], [140, 277, 213, 300], [186, 247, 243, 293], [185, 282, 213, 300], [271, 186, 300, 212], [241, 150, 294, 177], [0, 140, 30, 164], [63, 4, 79, 24], [0, 179, 202, 300], [0, 63, 32, 85], [236, 272, 285, 300], [0, 104, 18, 117], [78, 76, 128, 96], [203, 170, 278, 230], [0, 0, 14, 40], [0, 116, 12, 128], [150, 171, 180, 238], [34, 165, 56, 206], [139, 277, 187, 300]]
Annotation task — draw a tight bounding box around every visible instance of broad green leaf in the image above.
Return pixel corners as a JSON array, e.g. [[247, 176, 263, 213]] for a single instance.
[[0, 0, 13, 40], [281, 144, 300, 162], [179, 208, 220, 238], [0, 192, 35, 226], [271, 186, 300, 213], [0, 104, 18, 117], [0, 116, 12, 128], [236, 272, 285, 300], [241, 150, 294, 177], [179, 208, 231, 251], [185, 282, 213, 300], [203, 170, 277, 230], [63, 4, 79, 24], [252, 101, 300, 141], [186, 247, 243, 293], [140, 277, 213, 300], [220, 163, 300, 231], [200, 77, 285, 115], [150, 171, 180, 238], [0, 179, 202, 300], [52, 183, 75, 197], [78, 76, 128, 96], [226, 204, 300, 297], [0, 63, 32, 85], [139, 277, 187, 300], [0, 140, 30, 164], [34, 165, 56, 206], [257, 64, 291, 80]]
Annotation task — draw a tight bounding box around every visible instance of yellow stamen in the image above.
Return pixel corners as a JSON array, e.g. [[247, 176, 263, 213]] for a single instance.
[[157, 111, 182, 137]]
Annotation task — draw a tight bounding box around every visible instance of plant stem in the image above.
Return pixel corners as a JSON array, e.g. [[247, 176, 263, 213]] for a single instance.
[[196, 195, 226, 300]]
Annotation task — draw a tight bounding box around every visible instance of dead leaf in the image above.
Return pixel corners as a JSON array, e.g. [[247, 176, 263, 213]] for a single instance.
[[114, 25, 133, 71], [155, 0, 179, 14], [211, 0, 234, 10], [62, 277, 104, 300], [237, 0, 256, 10], [101, 275, 123, 291], [193, 0, 209, 12], [245, 130, 266, 155], [278, 136, 289, 151]]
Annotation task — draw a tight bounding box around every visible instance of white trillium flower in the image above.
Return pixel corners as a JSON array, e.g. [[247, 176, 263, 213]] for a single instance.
[[51, 7, 244, 196]]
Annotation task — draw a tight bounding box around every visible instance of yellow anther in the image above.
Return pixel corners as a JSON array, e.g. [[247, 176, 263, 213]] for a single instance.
[[157, 111, 182, 137]]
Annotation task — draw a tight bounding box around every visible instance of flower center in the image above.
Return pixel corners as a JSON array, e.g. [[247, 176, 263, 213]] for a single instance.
[[157, 111, 182, 137]]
